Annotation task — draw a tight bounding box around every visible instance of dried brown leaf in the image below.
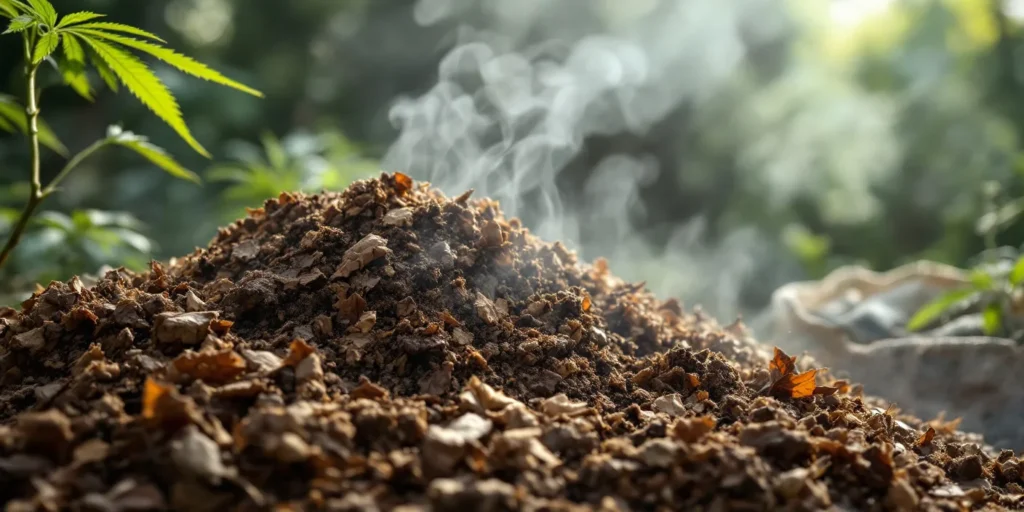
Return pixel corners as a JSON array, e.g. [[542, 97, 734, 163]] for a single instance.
[[916, 427, 936, 448], [282, 339, 316, 367], [333, 235, 391, 279], [393, 172, 413, 194], [475, 293, 500, 325], [172, 350, 247, 384]]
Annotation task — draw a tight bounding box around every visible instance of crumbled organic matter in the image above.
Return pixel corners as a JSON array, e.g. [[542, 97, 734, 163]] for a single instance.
[[0, 173, 1021, 510]]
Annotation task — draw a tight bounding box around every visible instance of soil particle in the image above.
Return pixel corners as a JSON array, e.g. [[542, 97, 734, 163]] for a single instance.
[[1, 173, 1022, 510]]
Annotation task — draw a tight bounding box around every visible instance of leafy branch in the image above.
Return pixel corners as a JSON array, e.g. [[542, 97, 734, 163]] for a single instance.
[[907, 182, 1024, 340], [0, 0, 262, 271]]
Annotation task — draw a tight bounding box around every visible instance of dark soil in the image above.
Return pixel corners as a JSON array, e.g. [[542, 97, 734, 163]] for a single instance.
[[0, 173, 1021, 511]]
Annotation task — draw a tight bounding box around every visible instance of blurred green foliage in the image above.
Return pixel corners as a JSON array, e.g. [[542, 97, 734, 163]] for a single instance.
[[208, 129, 378, 222], [3, 0, 1024, 314], [0, 207, 151, 304]]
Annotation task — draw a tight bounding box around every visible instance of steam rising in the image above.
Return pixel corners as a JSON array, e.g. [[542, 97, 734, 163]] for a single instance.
[[384, 0, 900, 327]]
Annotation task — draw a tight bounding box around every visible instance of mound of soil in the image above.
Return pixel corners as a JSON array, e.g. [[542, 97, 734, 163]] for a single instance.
[[0, 173, 1021, 511]]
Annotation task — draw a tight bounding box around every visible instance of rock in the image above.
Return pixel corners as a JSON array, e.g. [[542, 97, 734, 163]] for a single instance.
[[153, 312, 218, 345]]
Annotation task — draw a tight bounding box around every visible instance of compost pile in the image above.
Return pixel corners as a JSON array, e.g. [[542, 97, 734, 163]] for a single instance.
[[0, 174, 1022, 511]]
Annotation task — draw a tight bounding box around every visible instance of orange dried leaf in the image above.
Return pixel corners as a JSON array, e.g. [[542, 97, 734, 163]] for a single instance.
[[210, 319, 234, 336], [581, 293, 592, 313], [671, 415, 717, 443], [173, 350, 247, 384], [454, 188, 474, 204], [440, 311, 461, 327], [140, 377, 195, 429], [282, 339, 316, 367], [916, 427, 936, 447], [686, 373, 701, 389], [72, 308, 99, 324], [393, 172, 413, 194], [769, 347, 797, 377], [142, 378, 171, 420], [772, 369, 818, 399]]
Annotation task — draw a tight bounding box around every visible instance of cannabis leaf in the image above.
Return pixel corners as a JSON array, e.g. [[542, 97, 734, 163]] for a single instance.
[[107, 126, 199, 183], [3, 14, 33, 33], [906, 288, 977, 332], [4, 0, 263, 158], [0, 0, 262, 275]]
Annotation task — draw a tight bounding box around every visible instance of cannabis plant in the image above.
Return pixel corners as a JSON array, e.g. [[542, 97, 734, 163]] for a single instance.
[[0, 0, 262, 270], [208, 129, 379, 222], [907, 182, 1024, 341]]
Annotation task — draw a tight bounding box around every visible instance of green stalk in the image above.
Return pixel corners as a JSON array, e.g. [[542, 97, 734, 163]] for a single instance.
[[0, 35, 110, 271], [0, 37, 43, 271]]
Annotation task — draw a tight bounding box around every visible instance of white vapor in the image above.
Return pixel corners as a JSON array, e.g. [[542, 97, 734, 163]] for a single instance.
[[382, 0, 900, 326]]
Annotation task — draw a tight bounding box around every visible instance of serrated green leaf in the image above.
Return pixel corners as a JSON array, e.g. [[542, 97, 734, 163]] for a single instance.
[[80, 36, 209, 157], [71, 29, 263, 97], [982, 303, 1003, 336], [32, 30, 59, 63], [56, 11, 102, 27], [59, 58, 92, 101], [0, 95, 67, 155], [26, 0, 54, 25], [69, 21, 164, 42], [61, 31, 83, 61], [0, 1, 18, 18], [110, 130, 201, 183], [906, 288, 977, 332], [3, 14, 33, 33], [1, 0, 31, 18], [88, 50, 118, 92]]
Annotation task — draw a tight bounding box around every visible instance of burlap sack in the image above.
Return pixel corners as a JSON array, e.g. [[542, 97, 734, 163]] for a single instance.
[[767, 261, 1024, 450]]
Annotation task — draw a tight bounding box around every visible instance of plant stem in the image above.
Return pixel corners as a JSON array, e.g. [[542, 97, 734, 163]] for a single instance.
[[0, 55, 42, 271], [43, 139, 108, 195], [0, 41, 110, 272]]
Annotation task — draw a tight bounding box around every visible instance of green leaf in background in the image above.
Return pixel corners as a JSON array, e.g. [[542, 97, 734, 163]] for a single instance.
[[108, 127, 200, 183], [1011, 255, 1024, 286], [906, 288, 978, 332], [0, 94, 68, 156], [975, 197, 1024, 236], [982, 303, 1003, 335], [970, 269, 995, 290]]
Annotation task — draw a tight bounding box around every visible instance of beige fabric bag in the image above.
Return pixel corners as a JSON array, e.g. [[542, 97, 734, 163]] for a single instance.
[[767, 261, 1024, 450]]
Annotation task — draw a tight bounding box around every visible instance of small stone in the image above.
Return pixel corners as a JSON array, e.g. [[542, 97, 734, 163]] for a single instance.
[[12, 327, 46, 353], [170, 426, 229, 485], [153, 312, 218, 345], [383, 207, 414, 227]]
